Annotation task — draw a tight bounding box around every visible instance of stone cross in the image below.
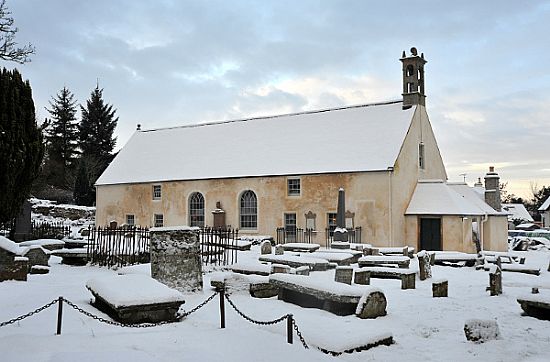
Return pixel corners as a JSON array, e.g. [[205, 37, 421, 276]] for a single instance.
[[333, 187, 348, 242]]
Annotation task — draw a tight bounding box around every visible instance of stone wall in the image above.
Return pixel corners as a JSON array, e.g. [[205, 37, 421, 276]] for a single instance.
[[150, 227, 202, 292]]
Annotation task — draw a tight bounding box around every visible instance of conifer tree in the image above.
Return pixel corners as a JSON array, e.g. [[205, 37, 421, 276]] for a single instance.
[[0, 67, 44, 222], [75, 85, 118, 205], [44, 86, 79, 189]]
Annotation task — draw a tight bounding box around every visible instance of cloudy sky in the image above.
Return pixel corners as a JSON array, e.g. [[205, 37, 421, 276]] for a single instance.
[[5, 0, 550, 198]]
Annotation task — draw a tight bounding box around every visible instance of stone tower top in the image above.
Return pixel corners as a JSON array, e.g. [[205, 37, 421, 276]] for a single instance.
[[400, 47, 427, 110]]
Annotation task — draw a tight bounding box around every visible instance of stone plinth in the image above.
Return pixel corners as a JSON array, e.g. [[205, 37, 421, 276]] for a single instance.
[[432, 279, 448, 297], [150, 226, 203, 292], [335, 266, 353, 285]]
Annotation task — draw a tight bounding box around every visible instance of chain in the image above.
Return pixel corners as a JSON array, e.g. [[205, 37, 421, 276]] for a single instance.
[[63, 299, 170, 328], [224, 293, 289, 325], [0, 299, 59, 328], [291, 318, 309, 349], [178, 292, 217, 318]]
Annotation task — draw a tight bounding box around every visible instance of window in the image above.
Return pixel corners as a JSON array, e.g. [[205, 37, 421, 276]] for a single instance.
[[189, 192, 205, 227], [240, 190, 257, 229], [154, 214, 164, 228], [287, 178, 301, 196], [327, 212, 337, 236], [419, 143, 425, 169], [126, 214, 135, 226], [153, 185, 162, 200], [406, 64, 414, 77], [305, 211, 316, 230], [284, 213, 297, 241]]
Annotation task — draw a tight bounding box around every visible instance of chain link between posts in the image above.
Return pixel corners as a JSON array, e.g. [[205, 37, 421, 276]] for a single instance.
[[0, 298, 59, 328], [224, 293, 289, 325]]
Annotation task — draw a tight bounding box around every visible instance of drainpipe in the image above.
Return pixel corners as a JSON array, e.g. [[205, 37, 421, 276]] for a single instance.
[[388, 168, 393, 246], [480, 213, 488, 252]]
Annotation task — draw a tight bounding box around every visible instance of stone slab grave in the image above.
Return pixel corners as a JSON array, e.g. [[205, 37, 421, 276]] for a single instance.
[[210, 272, 277, 298], [358, 255, 410, 268], [517, 293, 550, 321], [378, 246, 415, 258], [0, 236, 28, 281], [19, 239, 65, 251], [281, 243, 320, 253], [258, 254, 329, 271], [308, 251, 357, 266], [301, 327, 393, 355], [482, 263, 540, 276], [86, 274, 185, 324], [22, 246, 50, 270], [269, 273, 387, 319], [51, 248, 88, 266], [355, 267, 416, 290], [150, 226, 203, 292], [433, 252, 477, 267], [230, 262, 271, 276]]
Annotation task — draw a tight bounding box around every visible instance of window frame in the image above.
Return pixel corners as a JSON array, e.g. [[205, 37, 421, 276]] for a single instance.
[[189, 192, 205, 228], [287, 177, 301, 196], [419, 143, 425, 170], [126, 214, 135, 226], [152, 185, 162, 200], [154, 213, 164, 228], [240, 190, 258, 229]]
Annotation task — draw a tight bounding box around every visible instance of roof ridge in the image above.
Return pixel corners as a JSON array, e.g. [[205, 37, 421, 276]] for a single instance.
[[140, 99, 404, 133]]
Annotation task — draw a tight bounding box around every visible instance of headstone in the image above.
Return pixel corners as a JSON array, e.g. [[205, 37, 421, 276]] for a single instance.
[[14, 200, 32, 241], [428, 252, 436, 266], [486, 258, 502, 296], [333, 188, 348, 242], [464, 319, 500, 343], [150, 227, 203, 292], [260, 240, 272, 254], [432, 279, 448, 297], [109, 220, 118, 229], [275, 245, 284, 255], [402, 246, 408, 256], [212, 202, 226, 228], [356, 291, 387, 319], [519, 257, 526, 265], [531, 287, 539, 294], [271, 264, 291, 274], [334, 266, 353, 285], [354, 270, 370, 285], [295, 266, 310, 276], [418, 250, 432, 281]]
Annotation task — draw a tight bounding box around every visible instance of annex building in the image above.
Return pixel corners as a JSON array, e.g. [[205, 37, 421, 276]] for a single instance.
[[95, 48, 508, 252]]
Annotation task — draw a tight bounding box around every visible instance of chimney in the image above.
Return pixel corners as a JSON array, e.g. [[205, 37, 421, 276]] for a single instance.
[[474, 177, 483, 187], [484, 166, 501, 212]]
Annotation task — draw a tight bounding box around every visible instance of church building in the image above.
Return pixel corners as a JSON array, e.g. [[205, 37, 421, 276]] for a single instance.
[[95, 48, 508, 252]]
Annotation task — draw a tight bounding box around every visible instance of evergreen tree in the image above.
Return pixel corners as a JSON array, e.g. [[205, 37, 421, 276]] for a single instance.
[[43, 86, 79, 189], [75, 85, 118, 205], [73, 159, 93, 206], [0, 67, 44, 222]]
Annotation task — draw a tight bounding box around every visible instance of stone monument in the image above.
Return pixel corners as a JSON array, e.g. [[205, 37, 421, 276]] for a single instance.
[[333, 188, 348, 243]]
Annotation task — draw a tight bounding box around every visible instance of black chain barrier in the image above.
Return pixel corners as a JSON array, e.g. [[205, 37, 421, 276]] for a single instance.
[[63, 291, 218, 328], [291, 318, 309, 349], [0, 298, 59, 328], [224, 293, 289, 325]]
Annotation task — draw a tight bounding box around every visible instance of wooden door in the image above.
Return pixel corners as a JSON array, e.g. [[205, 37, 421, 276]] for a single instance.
[[420, 218, 442, 251]]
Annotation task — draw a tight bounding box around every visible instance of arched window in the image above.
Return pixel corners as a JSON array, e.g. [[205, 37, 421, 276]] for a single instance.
[[189, 192, 205, 227], [406, 64, 414, 77], [240, 190, 257, 229]]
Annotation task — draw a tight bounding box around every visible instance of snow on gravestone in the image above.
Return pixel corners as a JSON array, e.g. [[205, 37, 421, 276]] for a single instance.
[[417, 250, 432, 281], [150, 227, 203, 292], [260, 240, 272, 255], [464, 319, 500, 343]]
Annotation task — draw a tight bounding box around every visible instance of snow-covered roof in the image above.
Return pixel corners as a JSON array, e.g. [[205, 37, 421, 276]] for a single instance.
[[539, 196, 550, 211], [502, 203, 534, 222], [96, 101, 415, 186], [405, 180, 504, 216]]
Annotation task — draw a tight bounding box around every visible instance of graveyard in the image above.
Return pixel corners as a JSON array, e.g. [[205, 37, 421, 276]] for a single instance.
[[1, 206, 550, 362]]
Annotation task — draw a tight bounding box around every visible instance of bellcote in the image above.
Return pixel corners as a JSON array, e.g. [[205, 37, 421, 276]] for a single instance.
[[401, 47, 427, 109]]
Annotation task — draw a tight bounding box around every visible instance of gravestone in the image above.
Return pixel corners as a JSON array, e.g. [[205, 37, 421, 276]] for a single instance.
[[295, 266, 310, 276], [333, 188, 348, 242], [487, 258, 502, 296], [432, 279, 448, 297], [354, 269, 371, 285], [418, 250, 432, 280], [464, 319, 500, 343], [275, 245, 284, 255], [334, 266, 353, 285], [260, 240, 272, 255], [14, 200, 32, 242], [150, 226, 203, 292], [271, 264, 291, 274]]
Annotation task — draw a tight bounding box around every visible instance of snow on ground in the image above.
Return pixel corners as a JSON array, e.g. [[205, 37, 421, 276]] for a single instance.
[[1, 247, 550, 361]]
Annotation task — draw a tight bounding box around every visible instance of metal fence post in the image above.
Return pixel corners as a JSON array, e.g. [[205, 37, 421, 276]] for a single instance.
[[56, 296, 63, 335], [219, 290, 225, 329], [287, 314, 293, 344]]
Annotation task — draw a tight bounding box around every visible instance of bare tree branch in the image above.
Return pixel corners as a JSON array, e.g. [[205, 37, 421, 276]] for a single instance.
[[0, 0, 34, 64]]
